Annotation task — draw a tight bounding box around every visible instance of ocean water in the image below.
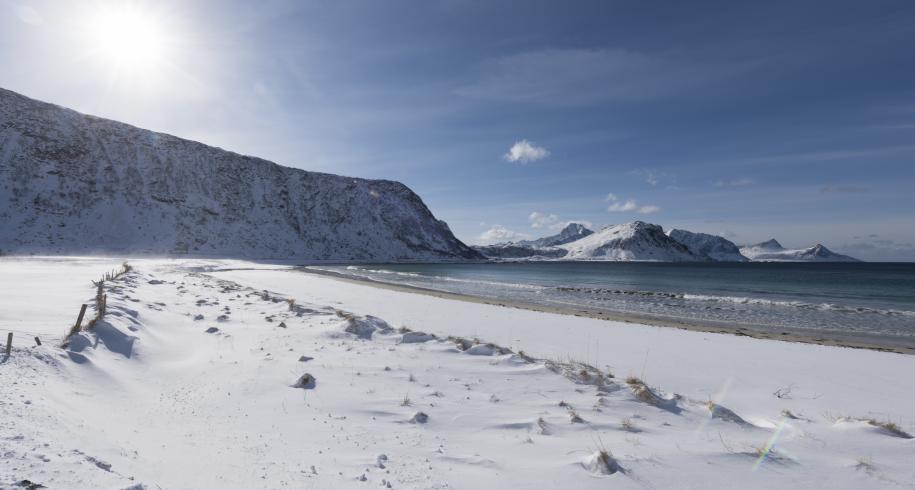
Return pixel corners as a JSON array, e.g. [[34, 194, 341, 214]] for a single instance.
[[308, 262, 915, 348]]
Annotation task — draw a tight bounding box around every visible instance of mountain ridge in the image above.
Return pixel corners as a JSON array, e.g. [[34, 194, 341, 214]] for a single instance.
[[473, 222, 861, 263], [0, 87, 481, 261]]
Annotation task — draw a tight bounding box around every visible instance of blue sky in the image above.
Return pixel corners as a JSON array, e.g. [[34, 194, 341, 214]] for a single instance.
[[3, 0, 915, 260]]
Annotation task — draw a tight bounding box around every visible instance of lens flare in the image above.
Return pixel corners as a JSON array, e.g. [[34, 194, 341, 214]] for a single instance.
[[752, 416, 789, 471]]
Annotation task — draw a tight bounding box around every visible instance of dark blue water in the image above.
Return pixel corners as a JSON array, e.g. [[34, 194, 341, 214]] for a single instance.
[[310, 262, 915, 347]]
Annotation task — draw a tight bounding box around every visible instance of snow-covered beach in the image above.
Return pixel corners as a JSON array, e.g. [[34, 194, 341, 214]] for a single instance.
[[2, 257, 914, 489]]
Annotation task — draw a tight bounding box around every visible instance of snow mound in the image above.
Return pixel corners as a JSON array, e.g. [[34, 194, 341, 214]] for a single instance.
[[582, 450, 623, 475], [399, 331, 436, 343], [464, 343, 498, 356]]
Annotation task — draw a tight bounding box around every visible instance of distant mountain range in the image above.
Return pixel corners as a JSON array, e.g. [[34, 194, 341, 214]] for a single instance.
[[739, 239, 860, 262], [474, 223, 861, 262], [0, 88, 480, 261]]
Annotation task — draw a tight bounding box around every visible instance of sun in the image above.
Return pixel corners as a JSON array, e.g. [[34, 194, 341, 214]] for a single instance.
[[87, 5, 168, 72]]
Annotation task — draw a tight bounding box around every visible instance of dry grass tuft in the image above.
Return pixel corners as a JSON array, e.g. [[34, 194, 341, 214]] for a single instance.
[[867, 419, 913, 439]]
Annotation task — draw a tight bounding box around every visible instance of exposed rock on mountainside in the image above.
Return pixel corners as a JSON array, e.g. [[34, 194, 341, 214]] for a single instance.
[[0, 88, 481, 260], [519, 223, 593, 248], [668, 229, 748, 262], [740, 239, 860, 262], [559, 221, 706, 261]]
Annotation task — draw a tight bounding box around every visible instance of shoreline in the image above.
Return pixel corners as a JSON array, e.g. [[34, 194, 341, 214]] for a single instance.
[[298, 266, 915, 356]]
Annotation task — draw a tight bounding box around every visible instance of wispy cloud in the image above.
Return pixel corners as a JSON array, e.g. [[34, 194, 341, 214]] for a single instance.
[[606, 193, 660, 214], [608, 200, 637, 212], [504, 140, 549, 164], [820, 185, 869, 193], [529, 212, 592, 231], [477, 225, 530, 245], [528, 211, 558, 229], [457, 48, 759, 107], [714, 178, 754, 187], [746, 145, 915, 165], [630, 168, 673, 187]]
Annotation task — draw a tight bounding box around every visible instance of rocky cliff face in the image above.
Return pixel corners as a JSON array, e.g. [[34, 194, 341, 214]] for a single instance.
[[0, 88, 481, 261]]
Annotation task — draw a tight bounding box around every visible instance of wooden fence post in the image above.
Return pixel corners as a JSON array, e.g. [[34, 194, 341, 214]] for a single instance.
[[5, 332, 11, 357], [75, 304, 88, 331]]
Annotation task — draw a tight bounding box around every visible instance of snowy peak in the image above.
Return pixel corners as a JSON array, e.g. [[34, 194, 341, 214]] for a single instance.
[[751, 239, 784, 250], [520, 222, 594, 247], [668, 229, 748, 262], [797, 244, 860, 262], [0, 88, 481, 261], [560, 221, 706, 261]]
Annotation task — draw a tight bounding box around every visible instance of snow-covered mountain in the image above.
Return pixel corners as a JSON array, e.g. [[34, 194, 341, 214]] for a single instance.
[[559, 221, 706, 261], [519, 223, 593, 247], [740, 239, 860, 262], [668, 229, 748, 262], [0, 88, 481, 260], [472, 222, 592, 259]]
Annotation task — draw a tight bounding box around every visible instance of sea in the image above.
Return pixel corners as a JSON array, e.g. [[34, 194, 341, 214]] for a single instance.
[[307, 262, 915, 348]]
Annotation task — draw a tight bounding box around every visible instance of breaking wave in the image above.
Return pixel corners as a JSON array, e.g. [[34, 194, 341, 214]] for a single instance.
[[554, 286, 914, 317]]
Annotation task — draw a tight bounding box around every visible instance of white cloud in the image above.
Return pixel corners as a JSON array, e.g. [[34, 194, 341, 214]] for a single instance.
[[477, 225, 530, 245], [607, 194, 661, 214], [714, 178, 754, 187], [608, 200, 637, 212], [528, 211, 559, 229], [504, 140, 550, 163], [529, 212, 593, 232]]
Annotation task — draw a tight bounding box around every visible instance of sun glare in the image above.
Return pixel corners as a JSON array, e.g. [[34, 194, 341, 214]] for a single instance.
[[87, 6, 167, 72]]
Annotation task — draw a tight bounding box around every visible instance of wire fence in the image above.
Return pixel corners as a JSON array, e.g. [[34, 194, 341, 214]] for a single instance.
[[3, 261, 132, 354]]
